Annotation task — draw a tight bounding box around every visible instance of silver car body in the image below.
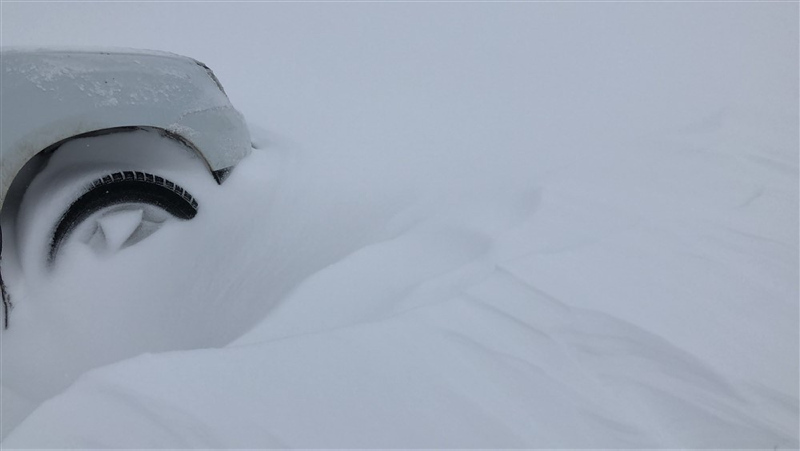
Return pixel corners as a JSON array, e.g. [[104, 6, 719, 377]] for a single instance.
[[0, 48, 252, 211]]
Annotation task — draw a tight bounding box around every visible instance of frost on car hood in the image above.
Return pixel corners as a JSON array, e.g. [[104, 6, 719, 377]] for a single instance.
[[0, 48, 251, 209]]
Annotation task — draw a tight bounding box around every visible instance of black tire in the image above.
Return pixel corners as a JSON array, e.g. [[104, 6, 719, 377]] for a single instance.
[[49, 171, 199, 264]]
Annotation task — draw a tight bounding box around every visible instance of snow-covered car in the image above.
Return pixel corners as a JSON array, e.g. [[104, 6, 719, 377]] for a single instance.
[[0, 48, 252, 328]]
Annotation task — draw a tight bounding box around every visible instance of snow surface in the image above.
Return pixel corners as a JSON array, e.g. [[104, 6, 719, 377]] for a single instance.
[[1, 2, 798, 448]]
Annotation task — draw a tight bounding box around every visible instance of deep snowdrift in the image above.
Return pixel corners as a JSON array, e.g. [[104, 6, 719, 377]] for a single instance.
[[3, 107, 797, 448], [1, 2, 797, 448]]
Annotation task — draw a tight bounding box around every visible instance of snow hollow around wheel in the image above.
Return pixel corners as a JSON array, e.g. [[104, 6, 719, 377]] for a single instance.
[[1, 3, 798, 448]]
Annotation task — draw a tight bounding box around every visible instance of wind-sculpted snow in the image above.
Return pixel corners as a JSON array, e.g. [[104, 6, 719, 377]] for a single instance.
[[3, 106, 799, 448], [3, 242, 796, 448], [1, 3, 797, 447]]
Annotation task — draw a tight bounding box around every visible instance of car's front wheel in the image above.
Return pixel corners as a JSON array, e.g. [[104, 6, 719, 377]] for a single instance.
[[2, 128, 213, 293]]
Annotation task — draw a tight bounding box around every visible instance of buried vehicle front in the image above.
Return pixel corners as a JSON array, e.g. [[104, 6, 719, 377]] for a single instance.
[[0, 48, 252, 328]]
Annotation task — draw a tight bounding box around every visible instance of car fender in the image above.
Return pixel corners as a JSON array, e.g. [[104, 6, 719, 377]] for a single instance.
[[0, 48, 252, 210]]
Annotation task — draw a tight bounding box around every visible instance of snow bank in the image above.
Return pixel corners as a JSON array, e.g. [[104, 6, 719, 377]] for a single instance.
[[4, 105, 798, 448]]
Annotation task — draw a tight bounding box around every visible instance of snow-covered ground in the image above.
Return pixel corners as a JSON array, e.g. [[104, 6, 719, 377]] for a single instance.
[[1, 3, 798, 448]]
